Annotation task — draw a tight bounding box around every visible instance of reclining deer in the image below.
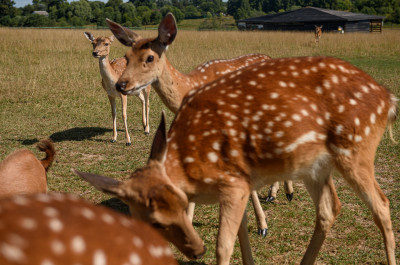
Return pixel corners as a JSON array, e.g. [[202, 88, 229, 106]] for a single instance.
[[84, 32, 151, 146], [0, 139, 55, 198], [105, 14, 294, 236], [0, 193, 178, 265], [74, 51, 397, 264]]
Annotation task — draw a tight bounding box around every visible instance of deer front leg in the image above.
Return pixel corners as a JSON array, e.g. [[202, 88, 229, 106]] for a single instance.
[[217, 183, 251, 265], [250, 190, 268, 237], [238, 210, 255, 265], [301, 173, 341, 265], [144, 86, 151, 135], [187, 201, 195, 222], [138, 88, 150, 135], [107, 95, 118, 143], [266, 181, 279, 202], [120, 94, 131, 146], [284, 180, 294, 201]]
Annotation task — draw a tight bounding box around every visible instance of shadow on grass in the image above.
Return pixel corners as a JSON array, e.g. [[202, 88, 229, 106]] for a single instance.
[[20, 127, 113, 145]]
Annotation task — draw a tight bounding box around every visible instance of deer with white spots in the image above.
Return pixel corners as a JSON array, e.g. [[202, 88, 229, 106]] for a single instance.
[[74, 55, 397, 265], [84, 32, 151, 146], [0, 193, 178, 265], [106, 13, 294, 237], [0, 139, 55, 198], [315, 25, 323, 44]]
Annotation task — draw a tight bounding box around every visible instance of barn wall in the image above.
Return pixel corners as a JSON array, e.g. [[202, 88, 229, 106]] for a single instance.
[[345, 20, 371, 32]]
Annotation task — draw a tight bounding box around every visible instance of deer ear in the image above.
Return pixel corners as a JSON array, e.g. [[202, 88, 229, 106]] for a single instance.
[[106, 18, 141, 47], [72, 169, 126, 198], [84, 32, 94, 42], [149, 111, 168, 163], [158, 13, 177, 46]]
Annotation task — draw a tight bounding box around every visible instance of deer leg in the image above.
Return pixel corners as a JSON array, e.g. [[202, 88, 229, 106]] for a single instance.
[[120, 94, 131, 146], [107, 95, 118, 143], [266, 181, 279, 202], [284, 180, 294, 201], [301, 171, 341, 265], [337, 156, 396, 265], [217, 183, 250, 265], [144, 86, 150, 135], [250, 190, 268, 237], [187, 201, 195, 222], [238, 210, 255, 265]]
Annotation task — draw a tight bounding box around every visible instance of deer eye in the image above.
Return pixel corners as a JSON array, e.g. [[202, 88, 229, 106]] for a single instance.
[[146, 55, 154, 63], [105, 43, 109, 46]]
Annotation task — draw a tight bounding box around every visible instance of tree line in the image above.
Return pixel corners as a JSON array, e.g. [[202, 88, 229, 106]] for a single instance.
[[0, 0, 399, 28]]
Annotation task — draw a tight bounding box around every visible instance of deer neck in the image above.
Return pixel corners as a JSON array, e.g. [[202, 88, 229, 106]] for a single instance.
[[153, 58, 196, 114], [98, 55, 117, 84]]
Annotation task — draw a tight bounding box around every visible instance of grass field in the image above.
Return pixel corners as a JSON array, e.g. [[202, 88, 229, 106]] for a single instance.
[[1, 27, 400, 264]]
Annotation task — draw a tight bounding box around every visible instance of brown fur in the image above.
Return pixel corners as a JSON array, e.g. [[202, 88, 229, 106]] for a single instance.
[[0, 139, 55, 198]]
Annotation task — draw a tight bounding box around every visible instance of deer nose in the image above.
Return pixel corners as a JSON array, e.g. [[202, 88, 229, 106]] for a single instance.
[[92, 51, 98, 57], [192, 246, 207, 260], [116, 82, 127, 92]]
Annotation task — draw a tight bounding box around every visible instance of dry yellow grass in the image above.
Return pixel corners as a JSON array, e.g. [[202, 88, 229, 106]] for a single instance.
[[0, 27, 399, 264]]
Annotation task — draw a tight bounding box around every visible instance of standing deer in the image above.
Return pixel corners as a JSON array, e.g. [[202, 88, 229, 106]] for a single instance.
[[106, 14, 294, 236], [84, 32, 151, 146], [74, 55, 397, 265], [0, 139, 55, 198], [0, 193, 179, 265], [315, 25, 323, 44]]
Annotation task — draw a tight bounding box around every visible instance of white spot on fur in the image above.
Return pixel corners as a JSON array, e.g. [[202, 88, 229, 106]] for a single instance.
[[330, 144, 351, 157], [183, 157, 195, 163], [370, 113, 376, 124], [365, 126, 371, 136], [350, 99, 357, 105], [338, 105, 345, 113], [336, 125, 343, 135], [71, 236, 86, 254], [129, 253, 141, 265], [270, 92, 279, 99], [20, 218, 37, 230], [51, 240, 65, 255], [93, 250, 106, 265], [208, 152, 218, 163], [285, 131, 317, 153], [0, 243, 25, 263], [49, 218, 63, 232]]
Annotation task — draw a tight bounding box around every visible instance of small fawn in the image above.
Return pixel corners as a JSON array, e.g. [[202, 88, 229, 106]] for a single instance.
[[84, 32, 151, 146], [0, 193, 178, 265], [75, 55, 397, 265], [315, 25, 323, 44], [0, 139, 55, 198]]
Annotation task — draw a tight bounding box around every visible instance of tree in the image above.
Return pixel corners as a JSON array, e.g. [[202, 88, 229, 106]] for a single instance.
[[0, 0, 17, 17], [69, 0, 92, 23]]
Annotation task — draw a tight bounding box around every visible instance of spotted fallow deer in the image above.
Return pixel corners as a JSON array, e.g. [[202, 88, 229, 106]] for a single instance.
[[84, 32, 151, 146], [105, 13, 293, 236], [315, 25, 323, 44], [0, 139, 55, 198], [0, 193, 179, 265], [74, 55, 397, 265]]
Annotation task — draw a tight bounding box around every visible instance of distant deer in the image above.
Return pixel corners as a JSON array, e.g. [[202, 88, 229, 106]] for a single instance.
[[0, 139, 55, 198], [0, 193, 178, 265], [84, 32, 151, 146], [106, 14, 293, 236], [75, 55, 397, 265], [315, 25, 323, 44]]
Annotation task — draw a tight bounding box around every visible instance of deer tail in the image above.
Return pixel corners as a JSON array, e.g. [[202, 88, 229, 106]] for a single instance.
[[36, 139, 56, 171]]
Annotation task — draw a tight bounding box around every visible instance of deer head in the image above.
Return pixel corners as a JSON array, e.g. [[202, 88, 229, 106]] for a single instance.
[[84, 32, 115, 58], [106, 13, 177, 95]]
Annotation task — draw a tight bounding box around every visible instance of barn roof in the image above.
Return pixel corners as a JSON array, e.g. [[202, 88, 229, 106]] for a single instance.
[[238, 7, 384, 23]]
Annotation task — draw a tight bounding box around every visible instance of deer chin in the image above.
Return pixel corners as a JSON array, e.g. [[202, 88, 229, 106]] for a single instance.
[[122, 80, 155, 96]]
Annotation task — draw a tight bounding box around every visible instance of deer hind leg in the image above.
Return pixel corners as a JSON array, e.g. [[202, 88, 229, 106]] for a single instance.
[[217, 182, 251, 265], [301, 170, 341, 265], [284, 180, 294, 201], [250, 190, 268, 237], [120, 94, 131, 146], [107, 95, 118, 143], [266, 181, 279, 202], [336, 155, 396, 265]]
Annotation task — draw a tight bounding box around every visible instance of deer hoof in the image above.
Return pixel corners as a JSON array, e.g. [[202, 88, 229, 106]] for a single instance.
[[110, 139, 116, 143], [258, 228, 268, 237], [265, 196, 275, 203], [126, 142, 131, 146], [286, 193, 294, 201]]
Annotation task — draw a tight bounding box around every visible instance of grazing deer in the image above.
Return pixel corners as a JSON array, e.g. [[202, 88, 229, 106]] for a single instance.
[[74, 55, 397, 265], [84, 32, 151, 146], [0, 193, 179, 265], [315, 25, 323, 44], [0, 139, 55, 198], [106, 14, 293, 236]]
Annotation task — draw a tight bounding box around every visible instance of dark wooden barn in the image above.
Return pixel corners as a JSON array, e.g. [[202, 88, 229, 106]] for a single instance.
[[237, 7, 384, 33]]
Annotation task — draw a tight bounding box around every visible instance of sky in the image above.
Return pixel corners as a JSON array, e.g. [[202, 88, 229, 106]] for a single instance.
[[14, 0, 114, 8]]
